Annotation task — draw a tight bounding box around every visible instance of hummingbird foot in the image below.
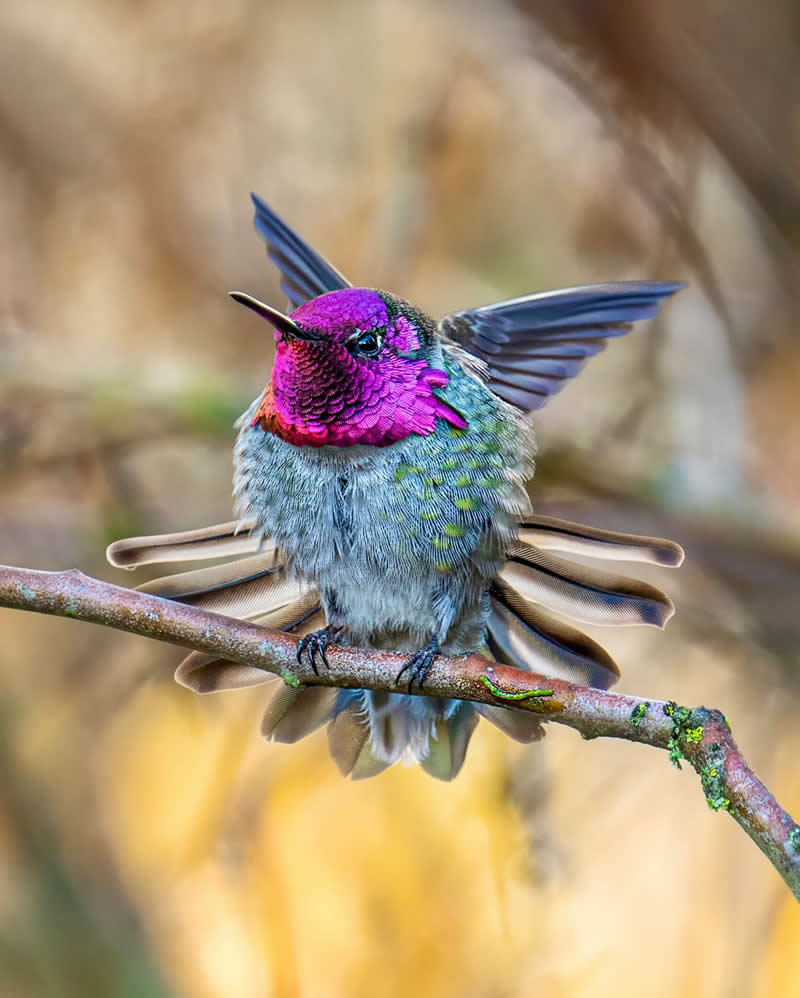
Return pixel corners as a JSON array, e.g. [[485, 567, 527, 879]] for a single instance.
[[297, 625, 342, 675], [395, 636, 441, 692]]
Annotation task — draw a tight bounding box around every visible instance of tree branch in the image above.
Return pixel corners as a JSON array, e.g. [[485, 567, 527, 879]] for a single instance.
[[1, 563, 798, 900]]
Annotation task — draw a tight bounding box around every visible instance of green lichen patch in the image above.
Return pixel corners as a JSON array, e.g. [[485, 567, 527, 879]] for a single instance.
[[16, 584, 37, 601], [280, 668, 301, 688], [699, 762, 731, 812], [630, 702, 650, 727], [663, 701, 704, 769], [788, 826, 800, 852]]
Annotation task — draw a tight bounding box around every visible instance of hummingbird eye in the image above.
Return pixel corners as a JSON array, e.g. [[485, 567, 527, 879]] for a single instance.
[[350, 329, 382, 357]]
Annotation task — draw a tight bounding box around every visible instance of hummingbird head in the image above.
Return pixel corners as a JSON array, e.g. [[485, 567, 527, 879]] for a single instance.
[[231, 288, 467, 448]]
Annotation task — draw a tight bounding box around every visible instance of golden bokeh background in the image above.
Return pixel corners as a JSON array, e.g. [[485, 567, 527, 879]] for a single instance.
[[1, 1, 799, 995]]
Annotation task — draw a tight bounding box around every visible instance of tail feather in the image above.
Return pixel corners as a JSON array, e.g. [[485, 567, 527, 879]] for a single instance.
[[137, 554, 305, 621], [488, 582, 620, 689], [327, 705, 391, 779], [174, 598, 323, 693], [519, 515, 684, 566], [107, 506, 683, 779], [262, 684, 338, 743], [475, 703, 546, 743], [106, 519, 260, 568], [500, 541, 674, 628], [420, 705, 479, 780]]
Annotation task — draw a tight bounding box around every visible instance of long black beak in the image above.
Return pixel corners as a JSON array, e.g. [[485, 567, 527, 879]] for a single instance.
[[228, 291, 318, 341]]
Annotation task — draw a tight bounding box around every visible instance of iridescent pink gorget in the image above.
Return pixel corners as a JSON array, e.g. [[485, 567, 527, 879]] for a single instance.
[[251, 288, 467, 447]]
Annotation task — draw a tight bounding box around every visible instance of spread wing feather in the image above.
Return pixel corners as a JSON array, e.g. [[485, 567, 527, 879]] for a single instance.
[[251, 192, 352, 308], [439, 281, 684, 411]]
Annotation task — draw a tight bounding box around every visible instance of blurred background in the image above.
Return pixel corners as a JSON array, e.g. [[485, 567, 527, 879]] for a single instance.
[[1, 0, 799, 994]]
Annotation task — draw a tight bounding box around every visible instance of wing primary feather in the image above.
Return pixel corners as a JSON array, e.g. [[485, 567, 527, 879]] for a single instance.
[[251, 192, 352, 305], [439, 280, 684, 412]]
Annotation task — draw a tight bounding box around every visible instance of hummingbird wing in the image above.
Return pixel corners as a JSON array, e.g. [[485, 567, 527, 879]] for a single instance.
[[438, 281, 684, 411], [250, 192, 352, 307]]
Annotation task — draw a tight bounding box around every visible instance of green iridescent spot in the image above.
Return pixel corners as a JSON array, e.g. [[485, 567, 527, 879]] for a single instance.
[[420, 510, 439, 521], [454, 442, 472, 453], [448, 427, 466, 438], [394, 464, 422, 482], [455, 497, 479, 511], [444, 523, 466, 538], [481, 418, 506, 435], [432, 536, 450, 549], [395, 512, 406, 523], [465, 458, 484, 470], [434, 562, 452, 574], [440, 458, 459, 472], [454, 474, 471, 487], [479, 440, 503, 454], [404, 529, 419, 539], [478, 475, 504, 489]]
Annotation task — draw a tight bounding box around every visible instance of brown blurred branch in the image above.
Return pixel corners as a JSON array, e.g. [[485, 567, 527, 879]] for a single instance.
[[0, 563, 798, 901]]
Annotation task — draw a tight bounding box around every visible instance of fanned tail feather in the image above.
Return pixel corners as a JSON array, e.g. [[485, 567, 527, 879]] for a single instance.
[[262, 684, 339, 743], [137, 553, 303, 620], [500, 541, 675, 628], [175, 598, 323, 693], [327, 705, 392, 780], [108, 513, 682, 780], [420, 705, 480, 780], [519, 515, 684, 566], [106, 519, 260, 568], [488, 582, 619, 689]]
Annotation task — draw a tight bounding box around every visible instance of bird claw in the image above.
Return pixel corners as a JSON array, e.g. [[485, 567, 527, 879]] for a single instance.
[[296, 626, 339, 675], [395, 637, 441, 692]]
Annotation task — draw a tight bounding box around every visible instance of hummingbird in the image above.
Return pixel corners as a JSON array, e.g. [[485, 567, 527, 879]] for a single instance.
[[107, 193, 685, 780]]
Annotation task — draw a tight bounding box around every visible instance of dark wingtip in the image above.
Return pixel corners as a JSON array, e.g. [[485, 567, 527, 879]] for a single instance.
[[654, 281, 688, 298]]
